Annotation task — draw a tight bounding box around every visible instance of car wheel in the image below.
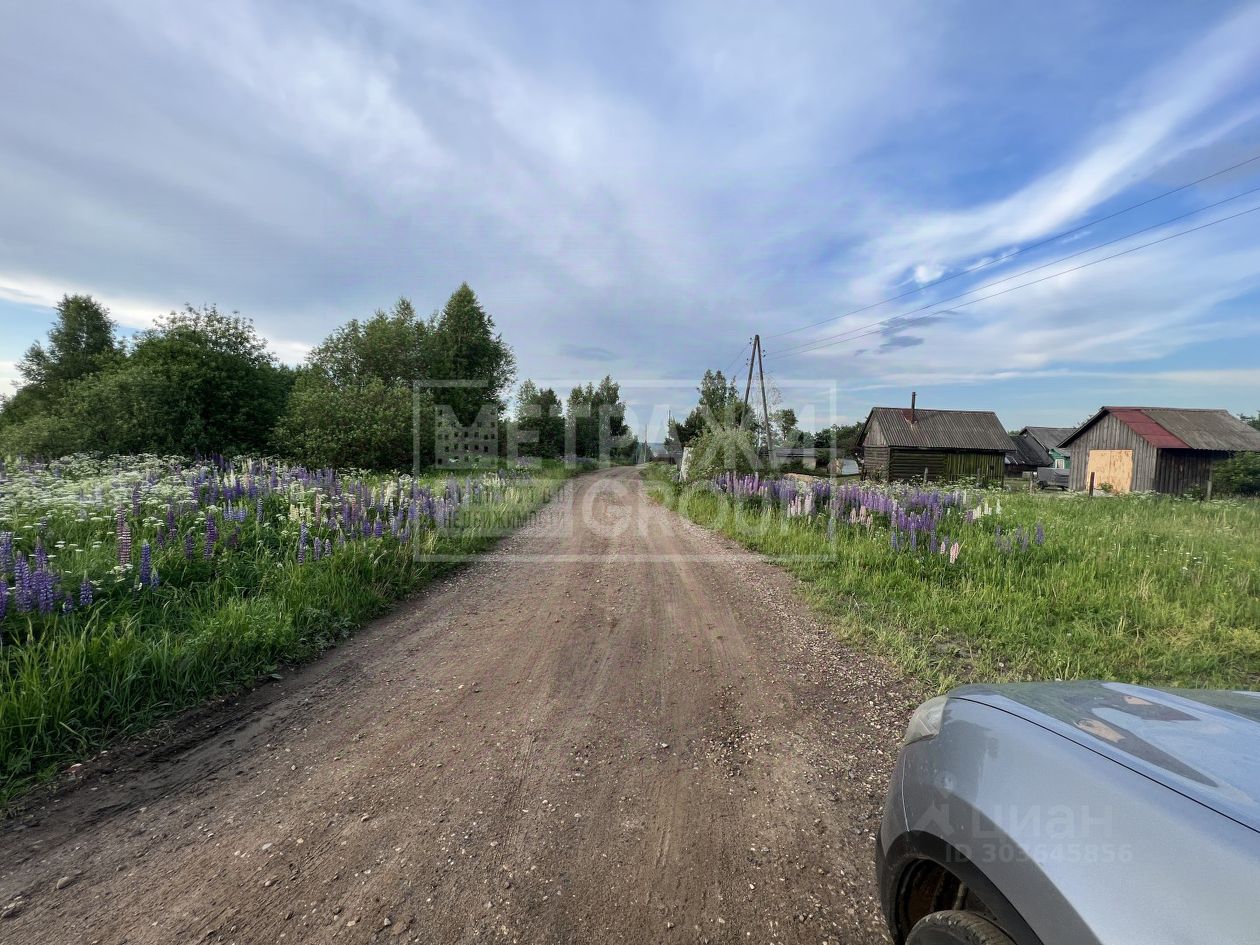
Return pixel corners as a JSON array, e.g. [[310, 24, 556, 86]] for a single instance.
[[905, 910, 1015, 945]]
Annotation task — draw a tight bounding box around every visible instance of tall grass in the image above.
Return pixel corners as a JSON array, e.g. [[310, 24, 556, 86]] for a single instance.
[[645, 467, 1260, 692], [0, 454, 572, 804]]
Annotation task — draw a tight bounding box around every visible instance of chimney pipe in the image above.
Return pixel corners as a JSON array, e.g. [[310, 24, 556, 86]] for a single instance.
[[910, 391, 917, 424]]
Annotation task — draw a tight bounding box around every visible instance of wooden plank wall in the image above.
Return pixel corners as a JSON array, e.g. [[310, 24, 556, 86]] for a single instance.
[[1068, 414, 1158, 491], [884, 449, 1004, 483], [862, 446, 891, 479], [1152, 450, 1216, 494]]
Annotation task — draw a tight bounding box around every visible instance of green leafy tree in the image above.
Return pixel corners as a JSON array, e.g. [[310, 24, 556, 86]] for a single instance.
[[120, 305, 290, 456], [305, 299, 430, 387], [812, 422, 863, 457], [774, 407, 801, 446], [684, 425, 758, 481], [275, 298, 434, 470], [428, 283, 516, 426], [1, 303, 288, 458], [515, 380, 565, 459], [1213, 411, 1260, 496], [18, 294, 120, 394], [567, 375, 635, 461], [677, 369, 752, 445]]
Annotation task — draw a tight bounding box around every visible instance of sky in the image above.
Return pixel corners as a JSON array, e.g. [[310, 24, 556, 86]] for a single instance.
[[2, 0, 1260, 439]]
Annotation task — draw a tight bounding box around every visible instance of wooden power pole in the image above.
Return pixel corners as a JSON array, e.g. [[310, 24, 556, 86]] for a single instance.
[[756, 335, 772, 457]]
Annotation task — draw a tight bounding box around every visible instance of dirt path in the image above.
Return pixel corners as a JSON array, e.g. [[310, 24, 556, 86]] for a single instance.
[[1, 467, 919, 944]]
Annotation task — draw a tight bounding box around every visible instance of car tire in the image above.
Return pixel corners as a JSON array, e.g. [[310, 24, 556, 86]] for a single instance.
[[905, 910, 1015, 945]]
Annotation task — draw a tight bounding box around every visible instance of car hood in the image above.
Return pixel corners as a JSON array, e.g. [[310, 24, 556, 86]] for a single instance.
[[951, 681, 1260, 834]]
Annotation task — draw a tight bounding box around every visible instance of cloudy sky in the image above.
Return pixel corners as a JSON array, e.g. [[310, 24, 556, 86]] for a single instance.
[[2, 0, 1259, 437]]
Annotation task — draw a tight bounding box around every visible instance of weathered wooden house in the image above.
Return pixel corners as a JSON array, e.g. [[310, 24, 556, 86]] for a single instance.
[[1059, 407, 1260, 494], [856, 398, 1014, 483], [1006, 425, 1075, 474]]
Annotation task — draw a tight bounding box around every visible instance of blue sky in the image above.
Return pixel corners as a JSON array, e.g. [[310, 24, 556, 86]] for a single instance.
[[2, 1, 1259, 438]]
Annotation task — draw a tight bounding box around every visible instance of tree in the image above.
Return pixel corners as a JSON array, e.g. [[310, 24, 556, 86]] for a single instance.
[[1, 303, 288, 459], [275, 372, 422, 470], [274, 298, 434, 470], [812, 422, 864, 457], [683, 425, 758, 481], [567, 375, 635, 461], [1213, 411, 1260, 496], [428, 284, 516, 426], [515, 380, 565, 459], [677, 369, 752, 445], [774, 408, 801, 446], [18, 294, 120, 394], [305, 298, 429, 387]]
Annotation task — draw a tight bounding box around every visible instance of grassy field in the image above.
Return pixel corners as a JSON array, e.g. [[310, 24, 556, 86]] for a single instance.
[[644, 466, 1260, 692], [0, 454, 572, 803]]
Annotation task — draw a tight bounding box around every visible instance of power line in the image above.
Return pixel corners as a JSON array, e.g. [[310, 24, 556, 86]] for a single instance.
[[767, 201, 1260, 360], [720, 338, 753, 379], [764, 149, 1260, 341], [768, 183, 1260, 359]]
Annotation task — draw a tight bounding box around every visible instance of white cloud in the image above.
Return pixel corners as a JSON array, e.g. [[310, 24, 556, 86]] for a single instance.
[[846, 2, 1260, 299], [913, 263, 945, 285]]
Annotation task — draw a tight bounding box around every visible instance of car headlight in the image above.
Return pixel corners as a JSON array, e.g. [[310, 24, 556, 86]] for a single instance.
[[903, 695, 948, 746]]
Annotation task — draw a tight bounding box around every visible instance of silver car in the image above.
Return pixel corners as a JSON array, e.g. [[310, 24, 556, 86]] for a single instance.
[[877, 681, 1260, 944]]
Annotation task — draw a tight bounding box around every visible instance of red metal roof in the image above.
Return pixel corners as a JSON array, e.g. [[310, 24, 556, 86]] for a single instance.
[[1107, 408, 1190, 449]]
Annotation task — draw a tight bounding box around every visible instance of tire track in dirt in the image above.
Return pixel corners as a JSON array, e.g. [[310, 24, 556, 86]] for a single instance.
[[0, 468, 920, 944]]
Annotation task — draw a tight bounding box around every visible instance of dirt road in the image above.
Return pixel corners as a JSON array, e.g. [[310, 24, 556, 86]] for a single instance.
[[1, 467, 918, 944]]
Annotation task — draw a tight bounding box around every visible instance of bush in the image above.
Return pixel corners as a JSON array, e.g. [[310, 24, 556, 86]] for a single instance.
[[684, 426, 758, 481], [1216, 453, 1260, 497]]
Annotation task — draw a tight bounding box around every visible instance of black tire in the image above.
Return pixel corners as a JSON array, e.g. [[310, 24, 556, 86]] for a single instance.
[[906, 911, 1016, 945]]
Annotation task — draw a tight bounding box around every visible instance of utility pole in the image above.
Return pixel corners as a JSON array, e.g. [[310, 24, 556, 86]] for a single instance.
[[756, 335, 773, 458]]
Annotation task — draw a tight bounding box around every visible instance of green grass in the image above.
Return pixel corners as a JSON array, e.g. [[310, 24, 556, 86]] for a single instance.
[[0, 455, 576, 806], [644, 466, 1260, 693]]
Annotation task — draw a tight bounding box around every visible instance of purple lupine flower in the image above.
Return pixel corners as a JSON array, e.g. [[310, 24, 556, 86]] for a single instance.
[[0, 580, 7, 620], [312, 535, 323, 561], [155, 523, 166, 550], [890, 531, 900, 551], [14, 557, 32, 613], [79, 578, 94, 607], [139, 541, 153, 588], [36, 570, 55, 614], [1034, 522, 1045, 546], [184, 530, 195, 559], [204, 515, 218, 559], [372, 518, 384, 538], [0, 531, 12, 574], [34, 539, 48, 571], [118, 521, 133, 569]]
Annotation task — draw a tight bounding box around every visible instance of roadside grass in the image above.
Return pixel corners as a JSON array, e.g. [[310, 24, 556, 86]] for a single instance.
[[642, 465, 1260, 693], [0, 456, 575, 806]]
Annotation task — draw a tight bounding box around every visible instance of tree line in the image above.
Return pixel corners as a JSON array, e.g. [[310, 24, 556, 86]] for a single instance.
[[0, 286, 636, 469]]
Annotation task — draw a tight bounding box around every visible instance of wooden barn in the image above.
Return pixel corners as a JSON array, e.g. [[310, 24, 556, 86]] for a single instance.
[[1060, 407, 1260, 494], [856, 398, 1013, 484]]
